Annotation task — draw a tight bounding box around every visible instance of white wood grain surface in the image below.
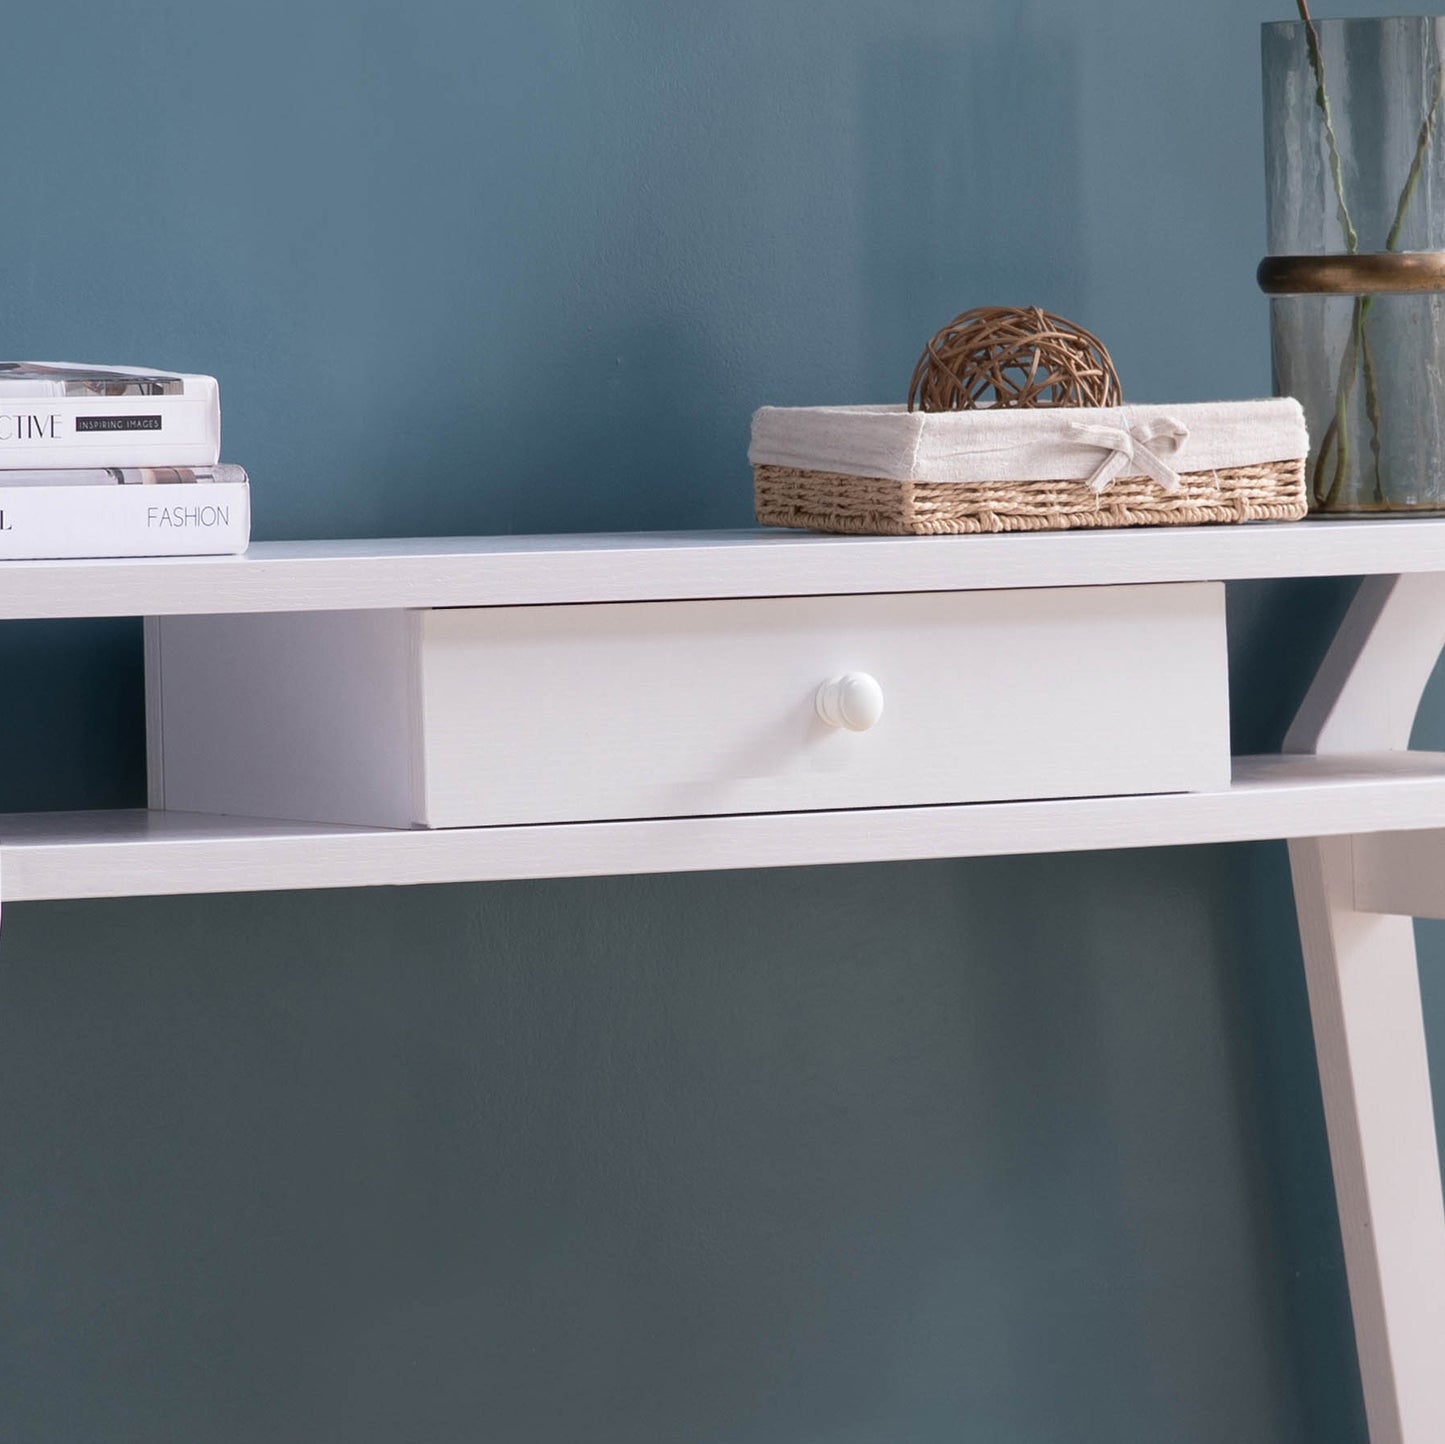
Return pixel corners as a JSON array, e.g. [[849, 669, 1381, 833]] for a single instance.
[[1289, 565, 1445, 1444], [5, 752, 1445, 901], [1285, 567, 1445, 1444], [7, 520, 1445, 1440], [0, 518, 1442, 618], [153, 586, 1227, 829], [1285, 573, 1445, 754], [416, 584, 1227, 824], [1289, 838, 1445, 1444], [154, 610, 423, 828], [1352, 828, 1445, 919]]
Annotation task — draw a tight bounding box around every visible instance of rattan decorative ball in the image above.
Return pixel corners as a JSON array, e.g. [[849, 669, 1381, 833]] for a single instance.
[[907, 305, 1121, 412]]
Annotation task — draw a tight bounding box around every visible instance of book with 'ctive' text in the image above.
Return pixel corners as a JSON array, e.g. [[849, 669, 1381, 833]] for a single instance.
[[0, 363, 220, 469]]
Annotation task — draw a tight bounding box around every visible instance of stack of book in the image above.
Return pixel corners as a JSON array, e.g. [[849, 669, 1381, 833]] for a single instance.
[[0, 362, 249, 560]]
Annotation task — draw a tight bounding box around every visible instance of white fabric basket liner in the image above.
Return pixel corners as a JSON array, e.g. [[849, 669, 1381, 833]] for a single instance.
[[749, 399, 1309, 486]]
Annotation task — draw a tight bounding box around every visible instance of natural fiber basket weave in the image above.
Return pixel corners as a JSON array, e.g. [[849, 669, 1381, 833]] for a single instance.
[[755, 458, 1307, 535], [749, 399, 1310, 535]]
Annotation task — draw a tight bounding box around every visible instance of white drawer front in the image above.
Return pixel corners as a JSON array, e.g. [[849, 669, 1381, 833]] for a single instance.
[[415, 584, 1228, 827]]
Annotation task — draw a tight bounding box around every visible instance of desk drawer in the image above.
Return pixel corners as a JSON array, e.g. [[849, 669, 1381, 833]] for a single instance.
[[149, 584, 1229, 829]]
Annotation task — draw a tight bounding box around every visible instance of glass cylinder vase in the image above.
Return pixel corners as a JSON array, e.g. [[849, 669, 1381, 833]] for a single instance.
[[1262, 16, 1445, 514]]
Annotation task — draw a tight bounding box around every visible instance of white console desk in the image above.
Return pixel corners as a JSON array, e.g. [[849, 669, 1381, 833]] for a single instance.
[[3, 520, 1445, 1444]]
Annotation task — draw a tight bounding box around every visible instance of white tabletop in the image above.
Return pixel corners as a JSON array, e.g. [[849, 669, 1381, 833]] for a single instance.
[[0, 519, 1439, 619]]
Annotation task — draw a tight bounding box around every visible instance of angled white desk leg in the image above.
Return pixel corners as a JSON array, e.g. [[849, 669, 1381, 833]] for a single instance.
[[1286, 573, 1445, 1444]]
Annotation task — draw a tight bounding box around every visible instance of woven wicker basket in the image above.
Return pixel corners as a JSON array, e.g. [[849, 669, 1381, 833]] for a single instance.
[[755, 458, 1307, 535], [750, 401, 1309, 536]]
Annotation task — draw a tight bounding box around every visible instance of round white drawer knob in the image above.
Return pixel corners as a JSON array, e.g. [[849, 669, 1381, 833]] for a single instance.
[[815, 672, 885, 732]]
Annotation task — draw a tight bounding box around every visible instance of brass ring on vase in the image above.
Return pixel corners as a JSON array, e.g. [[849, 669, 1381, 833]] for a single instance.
[[1257, 251, 1445, 295]]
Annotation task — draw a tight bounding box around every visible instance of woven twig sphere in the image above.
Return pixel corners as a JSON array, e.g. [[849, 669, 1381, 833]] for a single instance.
[[907, 306, 1121, 411]]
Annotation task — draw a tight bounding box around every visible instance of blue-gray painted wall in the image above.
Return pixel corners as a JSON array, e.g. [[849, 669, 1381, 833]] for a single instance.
[[0, 3, 1430, 1440]]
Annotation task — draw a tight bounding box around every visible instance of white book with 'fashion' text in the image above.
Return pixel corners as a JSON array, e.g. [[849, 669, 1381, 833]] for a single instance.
[[0, 363, 220, 469], [0, 465, 249, 559]]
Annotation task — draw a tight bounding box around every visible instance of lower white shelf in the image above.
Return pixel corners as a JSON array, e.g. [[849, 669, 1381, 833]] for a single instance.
[[3, 752, 1445, 901]]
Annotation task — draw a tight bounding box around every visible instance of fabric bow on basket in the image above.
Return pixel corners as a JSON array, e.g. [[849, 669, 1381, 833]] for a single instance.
[[1068, 417, 1190, 494]]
